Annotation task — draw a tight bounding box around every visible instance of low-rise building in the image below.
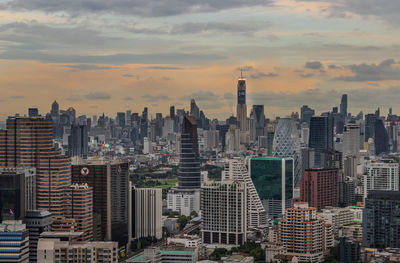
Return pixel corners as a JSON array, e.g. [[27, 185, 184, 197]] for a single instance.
[[319, 207, 354, 234], [37, 239, 118, 263], [168, 235, 201, 248], [127, 247, 196, 263]]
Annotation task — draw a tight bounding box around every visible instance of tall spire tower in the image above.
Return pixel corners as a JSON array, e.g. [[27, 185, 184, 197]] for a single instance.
[[236, 70, 248, 131]]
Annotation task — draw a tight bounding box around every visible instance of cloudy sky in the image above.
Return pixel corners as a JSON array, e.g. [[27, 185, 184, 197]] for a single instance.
[[1, 0, 400, 120]]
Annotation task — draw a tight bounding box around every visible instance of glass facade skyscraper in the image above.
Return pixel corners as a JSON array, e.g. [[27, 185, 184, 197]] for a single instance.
[[178, 116, 200, 189], [309, 116, 334, 168], [249, 157, 293, 219]]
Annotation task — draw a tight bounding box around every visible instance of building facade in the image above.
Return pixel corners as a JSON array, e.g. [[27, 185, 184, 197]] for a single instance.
[[278, 203, 333, 262], [300, 168, 339, 211], [132, 187, 162, 240], [201, 180, 247, 245], [249, 157, 293, 219], [0, 220, 29, 263]]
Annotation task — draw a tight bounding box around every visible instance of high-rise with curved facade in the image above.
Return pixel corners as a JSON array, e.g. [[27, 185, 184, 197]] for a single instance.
[[272, 118, 302, 189]]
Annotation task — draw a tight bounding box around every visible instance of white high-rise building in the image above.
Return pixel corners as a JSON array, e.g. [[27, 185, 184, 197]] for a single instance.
[[167, 189, 200, 217], [162, 118, 174, 138], [201, 179, 247, 245], [226, 126, 240, 153], [343, 123, 360, 160], [362, 160, 399, 199], [222, 159, 267, 228], [132, 187, 162, 239]]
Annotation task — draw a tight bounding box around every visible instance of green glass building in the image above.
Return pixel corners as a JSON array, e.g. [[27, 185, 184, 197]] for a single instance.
[[249, 157, 293, 219]]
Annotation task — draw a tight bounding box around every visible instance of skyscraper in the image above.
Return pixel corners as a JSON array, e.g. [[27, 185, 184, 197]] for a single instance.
[[223, 159, 267, 228], [272, 118, 302, 189], [0, 169, 25, 222], [236, 72, 248, 131], [65, 183, 93, 242], [374, 119, 389, 155], [178, 116, 200, 189], [300, 168, 339, 210], [309, 116, 334, 167], [363, 190, 400, 249], [342, 123, 360, 159], [300, 105, 315, 126], [190, 99, 200, 119], [71, 160, 129, 247], [0, 220, 29, 263], [131, 187, 162, 240], [0, 117, 71, 217], [340, 94, 348, 117], [28, 108, 39, 117], [364, 113, 376, 142], [201, 179, 247, 245], [68, 124, 88, 158], [249, 157, 293, 219], [250, 105, 265, 141]]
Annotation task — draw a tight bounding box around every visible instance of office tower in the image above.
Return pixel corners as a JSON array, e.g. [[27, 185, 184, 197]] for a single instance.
[[225, 125, 240, 153], [131, 187, 162, 240], [320, 149, 342, 169], [126, 110, 132, 127], [203, 130, 219, 150], [0, 117, 70, 217], [250, 105, 265, 141], [170, 105, 175, 119], [201, 180, 247, 245], [37, 239, 118, 263], [300, 122, 310, 145], [190, 99, 200, 119], [364, 113, 376, 142], [338, 237, 361, 263], [72, 160, 129, 248], [223, 159, 267, 228], [117, 112, 126, 128], [363, 190, 400, 249], [300, 105, 315, 126], [51, 216, 77, 232], [278, 203, 333, 263], [236, 72, 248, 131], [216, 124, 230, 151], [0, 220, 29, 263], [344, 155, 357, 178], [249, 157, 293, 219], [362, 159, 399, 200], [28, 108, 39, 117], [65, 183, 93, 242], [338, 176, 355, 207], [25, 210, 52, 263], [178, 116, 200, 189], [68, 124, 88, 158], [272, 118, 302, 188], [51, 100, 59, 120], [167, 118, 201, 216], [374, 119, 389, 154], [300, 168, 339, 210], [343, 123, 360, 159], [162, 117, 174, 138], [309, 116, 334, 167], [340, 94, 348, 117]]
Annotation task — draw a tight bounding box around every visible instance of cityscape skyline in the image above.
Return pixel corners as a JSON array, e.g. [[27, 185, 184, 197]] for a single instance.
[[1, 1, 400, 119]]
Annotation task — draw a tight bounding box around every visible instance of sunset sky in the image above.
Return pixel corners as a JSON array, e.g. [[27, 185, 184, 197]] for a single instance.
[[1, 0, 400, 120]]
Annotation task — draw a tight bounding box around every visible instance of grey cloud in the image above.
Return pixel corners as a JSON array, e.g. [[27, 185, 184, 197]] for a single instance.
[[181, 91, 220, 101], [223, 93, 235, 100], [304, 61, 323, 69], [171, 21, 271, 35], [250, 72, 279, 79], [9, 95, 24, 99], [123, 96, 134, 101], [237, 66, 254, 71], [0, 22, 119, 48], [142, 94, 170, 102], [333, 59, 400, 81], [122, 74, 134, 78], [4, 0, 273, 17], [144, 66, 182, 70], [84, 92, 112, 100], [300, 73, 314, 78], [64, 64, 113, 70], [0, 49, 226, 65]]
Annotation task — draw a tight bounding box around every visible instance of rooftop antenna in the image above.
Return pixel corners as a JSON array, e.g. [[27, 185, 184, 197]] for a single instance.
[[240, 68, 243, 78]]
